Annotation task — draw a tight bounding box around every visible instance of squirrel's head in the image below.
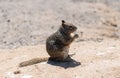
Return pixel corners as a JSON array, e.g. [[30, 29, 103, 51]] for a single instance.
[[61, 20, 77, 33]]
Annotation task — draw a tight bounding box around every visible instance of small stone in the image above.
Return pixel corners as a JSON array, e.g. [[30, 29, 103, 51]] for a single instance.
[[7, 19, 11, 23], [14, 70, 21, 74]]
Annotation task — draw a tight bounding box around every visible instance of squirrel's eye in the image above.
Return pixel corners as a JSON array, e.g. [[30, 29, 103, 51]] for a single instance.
[[69, 26, 73, 29]]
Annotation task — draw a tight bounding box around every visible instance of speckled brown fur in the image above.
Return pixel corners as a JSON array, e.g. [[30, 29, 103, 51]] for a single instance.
[[46, 20, 79, 61]]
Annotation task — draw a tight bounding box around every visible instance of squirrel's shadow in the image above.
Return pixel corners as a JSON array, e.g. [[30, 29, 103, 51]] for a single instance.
[[47, 58, 81, 69]]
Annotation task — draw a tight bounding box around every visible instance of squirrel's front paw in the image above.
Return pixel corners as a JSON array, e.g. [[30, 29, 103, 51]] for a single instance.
[[74, 34, 79, 38]]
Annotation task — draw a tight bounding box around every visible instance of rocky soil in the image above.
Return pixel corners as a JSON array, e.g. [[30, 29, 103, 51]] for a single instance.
[[0, 0, 120, 78]]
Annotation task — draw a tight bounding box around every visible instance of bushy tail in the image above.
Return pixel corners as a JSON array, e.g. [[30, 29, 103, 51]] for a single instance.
[[19, 57, 49, 67]]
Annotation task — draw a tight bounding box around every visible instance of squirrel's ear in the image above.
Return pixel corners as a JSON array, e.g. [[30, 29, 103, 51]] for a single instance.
[[62, 20, 65, 24]]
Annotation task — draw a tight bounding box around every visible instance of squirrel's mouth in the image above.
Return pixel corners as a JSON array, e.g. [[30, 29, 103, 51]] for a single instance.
[[71, 29, 77, 37], [75, 27, 77, 31], [73, 27, 77, 32]]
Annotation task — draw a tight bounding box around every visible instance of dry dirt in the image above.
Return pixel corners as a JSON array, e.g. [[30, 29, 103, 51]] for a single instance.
[[0, 0, 120, 78]]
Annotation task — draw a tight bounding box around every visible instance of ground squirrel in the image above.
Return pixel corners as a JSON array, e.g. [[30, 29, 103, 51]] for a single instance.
[[46, 20, 78, 61], [19, 20, 78, 67]]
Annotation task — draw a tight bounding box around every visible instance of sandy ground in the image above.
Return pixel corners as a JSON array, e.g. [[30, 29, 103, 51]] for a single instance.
[[0, 0, 120, 78], [0, 38, 120, 78]]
